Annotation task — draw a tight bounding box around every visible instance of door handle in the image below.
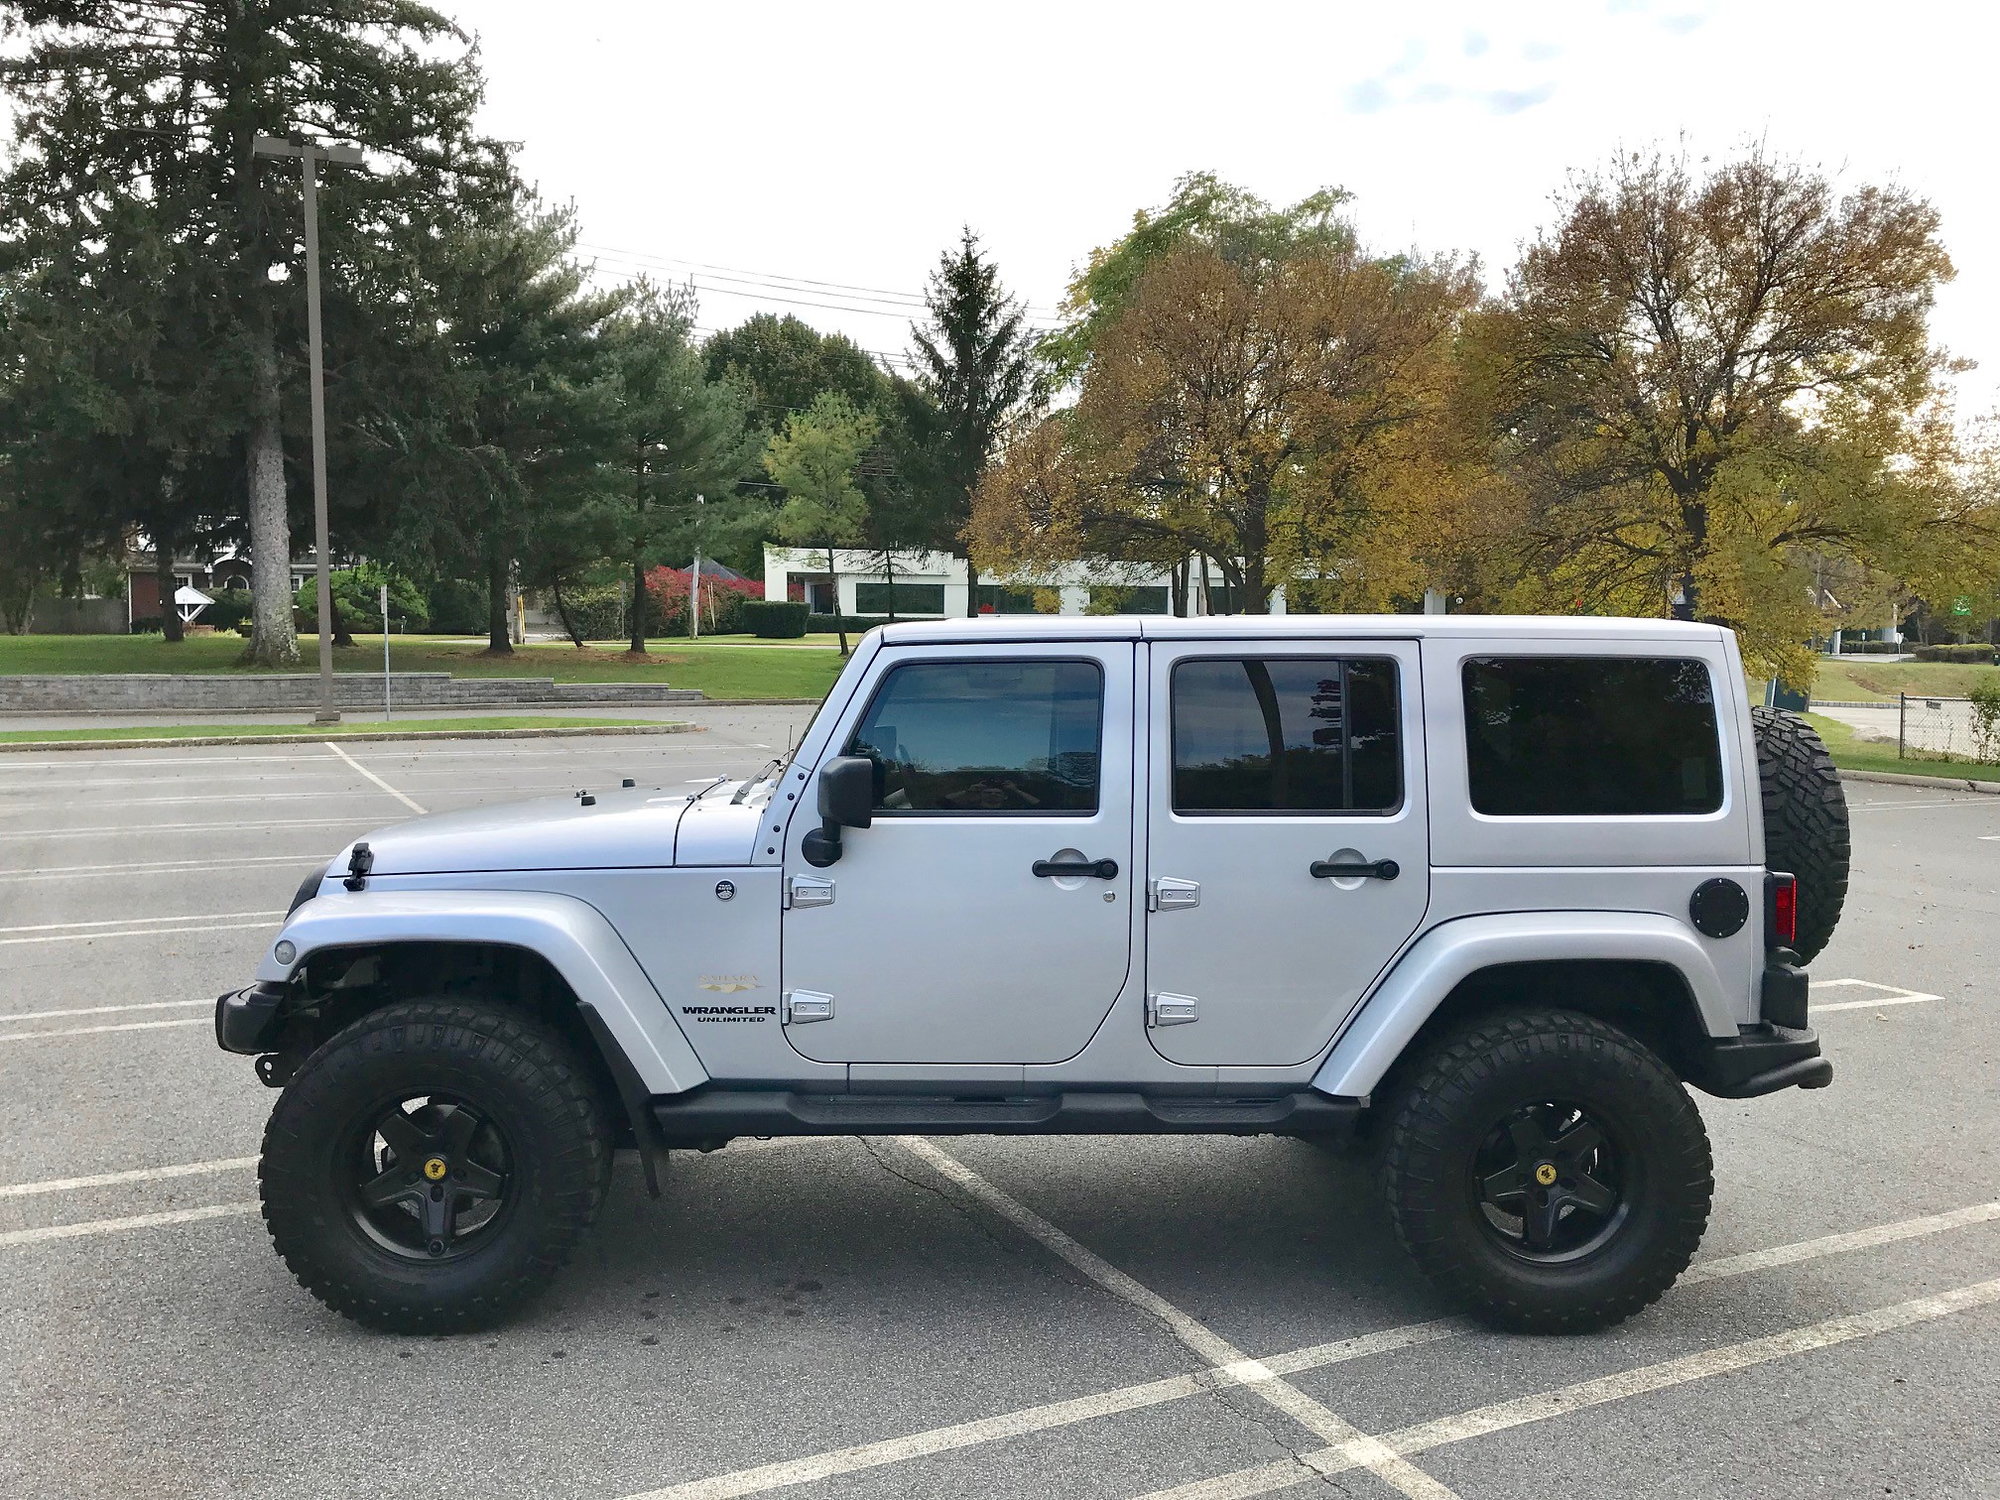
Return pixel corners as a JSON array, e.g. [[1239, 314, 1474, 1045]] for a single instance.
[[1032, 857, 1120, 880], [1309, 857, 1400, 881]]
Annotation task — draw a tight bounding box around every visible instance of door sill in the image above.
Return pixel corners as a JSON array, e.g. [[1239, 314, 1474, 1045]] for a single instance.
[[650, 1087, 1362, 1142]]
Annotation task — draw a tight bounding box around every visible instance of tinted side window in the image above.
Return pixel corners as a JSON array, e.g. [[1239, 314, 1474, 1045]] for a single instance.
[[1172, 658, 1401, 814], [1463, 657, 1722, 816], [847, 660, 1101, 813]]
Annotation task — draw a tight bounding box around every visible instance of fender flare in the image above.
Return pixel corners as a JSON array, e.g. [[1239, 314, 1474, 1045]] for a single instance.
[[258, 889, 708, 1095], [1312, 911, 1733, 1100]]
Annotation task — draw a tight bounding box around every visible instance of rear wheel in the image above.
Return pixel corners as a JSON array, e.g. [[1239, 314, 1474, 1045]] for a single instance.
[[1381, 1007, 1712, 1333], [260, 999, 613, 1332]]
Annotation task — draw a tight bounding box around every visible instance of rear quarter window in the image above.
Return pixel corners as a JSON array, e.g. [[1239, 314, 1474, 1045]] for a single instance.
[[1462, 656, 1723, 816]]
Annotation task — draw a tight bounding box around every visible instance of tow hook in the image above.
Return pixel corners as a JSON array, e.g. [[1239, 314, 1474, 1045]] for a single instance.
[[255, 1053, 300, 1088]]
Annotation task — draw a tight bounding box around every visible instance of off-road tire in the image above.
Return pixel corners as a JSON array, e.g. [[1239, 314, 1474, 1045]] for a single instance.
[[260, 1000, 613, 1333], [1381, 1008, 1713, 1334], [1751, 706, 1850, 962]]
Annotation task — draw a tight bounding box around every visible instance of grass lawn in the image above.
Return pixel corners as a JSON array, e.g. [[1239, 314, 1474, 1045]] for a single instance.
[[0, 634, 844, 700], [1812, 656, 2000, 703], [1806, 712, 2000, 785], [0, 715, 666, 745]]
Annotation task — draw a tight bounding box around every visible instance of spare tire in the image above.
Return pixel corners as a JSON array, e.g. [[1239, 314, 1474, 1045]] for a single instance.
[[1750, 707, 1850, 963]]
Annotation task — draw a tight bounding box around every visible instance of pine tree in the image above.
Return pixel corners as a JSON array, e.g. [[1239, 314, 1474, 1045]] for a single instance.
[[907, 230, 1037, 613], [603, 283, 758, 655], [0, 0, 509, 663]]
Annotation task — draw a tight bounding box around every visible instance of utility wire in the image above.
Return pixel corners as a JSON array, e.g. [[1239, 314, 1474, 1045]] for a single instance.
[[579, 239, 1066, 325]]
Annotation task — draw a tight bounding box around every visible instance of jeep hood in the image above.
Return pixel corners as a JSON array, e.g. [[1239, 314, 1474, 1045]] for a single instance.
[[341, 780, 771, 875]]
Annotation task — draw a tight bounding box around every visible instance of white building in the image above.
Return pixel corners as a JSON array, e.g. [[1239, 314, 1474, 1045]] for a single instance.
[[762, 547, 1291, 618]]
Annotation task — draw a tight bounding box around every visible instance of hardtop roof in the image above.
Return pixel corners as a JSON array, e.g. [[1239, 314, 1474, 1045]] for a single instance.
[[872, 614, 1729, 647]]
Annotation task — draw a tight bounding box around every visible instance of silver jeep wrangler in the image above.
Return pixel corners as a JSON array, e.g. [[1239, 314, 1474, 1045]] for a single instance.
[[217, 616, 1849, 1334]]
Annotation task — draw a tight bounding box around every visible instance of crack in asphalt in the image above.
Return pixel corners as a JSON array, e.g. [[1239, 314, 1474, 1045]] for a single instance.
[[853, 1136, 1363, 1495]]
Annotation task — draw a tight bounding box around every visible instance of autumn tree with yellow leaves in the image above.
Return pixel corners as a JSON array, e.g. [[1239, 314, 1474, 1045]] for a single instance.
[[972, 224, 1481, 614], [1466, 147, 1998, 682]]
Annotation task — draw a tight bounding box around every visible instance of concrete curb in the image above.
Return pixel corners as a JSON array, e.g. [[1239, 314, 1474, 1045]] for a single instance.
[[686, 697, 825, 707], [1839, 768, 2000, 795], [0, 723, 701, 754]]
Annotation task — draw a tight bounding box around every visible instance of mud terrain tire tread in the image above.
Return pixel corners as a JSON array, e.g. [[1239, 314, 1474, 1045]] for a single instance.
[[260, 999, 612, 1333], [1381, 1007, 1714, 1334], [1751, 706, 1850, 962]]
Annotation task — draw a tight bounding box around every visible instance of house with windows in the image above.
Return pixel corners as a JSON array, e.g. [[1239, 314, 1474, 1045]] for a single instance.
[[762, 548, 1288, 619]]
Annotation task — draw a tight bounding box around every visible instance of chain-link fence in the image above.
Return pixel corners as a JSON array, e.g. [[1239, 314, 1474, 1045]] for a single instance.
[[1897, 693, 2000, 764]]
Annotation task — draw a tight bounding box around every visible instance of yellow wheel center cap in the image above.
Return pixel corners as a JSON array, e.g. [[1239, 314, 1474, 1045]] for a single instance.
[[1534, 1162, 1559, 1188], [422, 1157, 449, 1182]]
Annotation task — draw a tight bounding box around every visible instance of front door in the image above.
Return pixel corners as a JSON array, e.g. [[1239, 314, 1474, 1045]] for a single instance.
[[781, 642, 1135, 1064], [1143, 642, 1430, 1067]]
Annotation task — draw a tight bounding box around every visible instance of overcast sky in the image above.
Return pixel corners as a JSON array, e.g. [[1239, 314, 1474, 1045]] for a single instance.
[[466, 0, 1999, 408]]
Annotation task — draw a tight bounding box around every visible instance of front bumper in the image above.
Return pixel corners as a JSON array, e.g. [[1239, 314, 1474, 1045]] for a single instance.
[[214, 982, 291, 1054]]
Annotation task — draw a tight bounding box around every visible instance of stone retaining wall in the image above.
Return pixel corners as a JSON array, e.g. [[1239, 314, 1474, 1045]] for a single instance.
[[0, 674, 702, 713]]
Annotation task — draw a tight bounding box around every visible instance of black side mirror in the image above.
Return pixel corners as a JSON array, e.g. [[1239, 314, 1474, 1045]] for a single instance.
[[802, 755, 875, 867], [817, 755, 875, 830]]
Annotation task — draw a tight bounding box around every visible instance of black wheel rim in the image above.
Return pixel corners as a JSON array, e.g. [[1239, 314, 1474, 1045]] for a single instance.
[[1469, 1099, 1630, 1264], [339, 1094, 514, 1263]]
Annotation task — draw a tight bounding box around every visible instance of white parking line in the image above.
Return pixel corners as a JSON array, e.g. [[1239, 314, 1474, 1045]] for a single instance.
[[1813, 978, 1944, 1013], [0, 1017, 210, 1041], [0, 999, 210, 1023], [0, 788, 411, 810], [626, 1193, 2000, 1500], [0, 1202, 260, 1248], [896, 1138, 1463, 1500], [0, 743, 725, 771], [0, 909, 284, 936], [0, 817, 390, 841], [323, 742, 429, 814], [0, 921, 277, 949], [0, 853, 325, 883], [0, 1157, 259, 1198], [1138, 1277, 2000, 1500], [1848, 799, 1986, 813]]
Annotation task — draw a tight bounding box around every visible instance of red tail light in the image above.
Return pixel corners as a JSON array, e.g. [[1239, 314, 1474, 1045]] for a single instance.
[[1771, 874, 1798, 948]]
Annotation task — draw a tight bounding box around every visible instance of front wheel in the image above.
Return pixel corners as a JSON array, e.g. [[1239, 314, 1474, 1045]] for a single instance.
[[1380, 1008, 1713, 1333], [260, 1000, 614, 1332]]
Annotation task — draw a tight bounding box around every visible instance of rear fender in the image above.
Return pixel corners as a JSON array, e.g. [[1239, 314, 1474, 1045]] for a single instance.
[[260, 889, 707, 1094], [1312, 911, 1732, 1100]]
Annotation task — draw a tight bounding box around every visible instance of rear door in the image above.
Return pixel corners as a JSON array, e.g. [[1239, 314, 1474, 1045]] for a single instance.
[[1142, 641, 1429, 1066]]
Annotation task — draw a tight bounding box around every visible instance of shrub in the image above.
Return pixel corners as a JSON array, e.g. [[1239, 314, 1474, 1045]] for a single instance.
[[645, 565, 762, 636], [129, 616, 162, 634], [1913, 644, 1999, 664], [807, 614, 890, 634], [426, 578, 487, 635], [1834, 640, 1901, 655], [292, 566, 429, 633], [741, 599, 810, 638], [556, 583, 631, 642], [202, 590, 253, 632], [1972, 680, 2000, 765]]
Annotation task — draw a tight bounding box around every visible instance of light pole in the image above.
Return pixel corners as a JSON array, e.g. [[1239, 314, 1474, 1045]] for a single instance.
[[252, 133, 365, 724], [690, 493, 704, 641]]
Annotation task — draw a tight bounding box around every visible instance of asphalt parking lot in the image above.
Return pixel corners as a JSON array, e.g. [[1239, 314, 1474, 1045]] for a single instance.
[[2, 707, 1996, 1500]]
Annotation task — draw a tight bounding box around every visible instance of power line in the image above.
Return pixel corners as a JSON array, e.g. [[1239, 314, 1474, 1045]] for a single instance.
[[584, 245, 928, 311], [578, 239, 1066, 326]]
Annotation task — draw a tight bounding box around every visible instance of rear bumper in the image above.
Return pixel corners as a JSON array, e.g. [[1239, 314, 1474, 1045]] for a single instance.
[[214, 982, 291, 1054], [1687, 1021, 1831, 1098]]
